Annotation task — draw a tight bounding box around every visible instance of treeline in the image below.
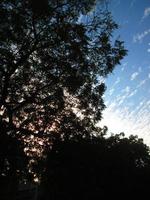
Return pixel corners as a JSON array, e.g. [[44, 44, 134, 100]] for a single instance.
[[38, 133, 150, 199]]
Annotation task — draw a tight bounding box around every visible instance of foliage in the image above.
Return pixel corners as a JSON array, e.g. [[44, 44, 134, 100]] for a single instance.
[[0, 0, 127, 186], [40, 133, 150, 199], [0, 0, 126, 136]]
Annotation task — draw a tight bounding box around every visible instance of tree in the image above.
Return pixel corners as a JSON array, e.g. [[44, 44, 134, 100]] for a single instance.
[[40, 133, 150, 199], [0, 0, 126, 183], [0, 117, 28, 200]]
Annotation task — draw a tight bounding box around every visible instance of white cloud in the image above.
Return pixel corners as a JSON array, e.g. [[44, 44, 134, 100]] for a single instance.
[[121, 62, 128, 71], [114, 77, 120, 85], [133, 29, 150, 43], [130, 72, 139, 80], [99, 99, 150, 147], [137, 79, 147, 88], [114, 86, 131, 105], [128, 89, 137, 97], [121, 67, 124, 71], [124, 86, 130, 93], [147, 48, 150, 53], [113, 77, 148, 106], [143, 7, 150, 19], [108, 88, 115, 96], [107, 78, 121, 95]]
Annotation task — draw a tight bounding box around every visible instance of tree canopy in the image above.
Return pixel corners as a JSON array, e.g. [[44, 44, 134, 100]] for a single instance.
[[39, 133, 150, 199], [0, 0, 126, 136], [0, 0, 127, 186]]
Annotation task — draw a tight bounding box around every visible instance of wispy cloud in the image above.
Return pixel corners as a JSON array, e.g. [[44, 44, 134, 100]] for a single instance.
[[121, 62, 128, 71], [121, 67, 125, 71], [147, 42, 150, 53], [130, 72, 139, 80], [115, 86, 132, 105], [128, 89, 137, 97], [108, 88, 115, 96], [109, 76, 148, 106], [133, 29, 150, 43], [124, 86, 130, 93], [100, 75, 150, 145], [99, 98, 150, 146], [107, 77, 121, 97], [143, 7, 150, 19], [137, 79, 147, 88], [114, 77, 121, 85]]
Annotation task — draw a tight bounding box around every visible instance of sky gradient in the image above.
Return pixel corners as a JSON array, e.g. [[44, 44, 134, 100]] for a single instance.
[[99, 0, 150, 146]]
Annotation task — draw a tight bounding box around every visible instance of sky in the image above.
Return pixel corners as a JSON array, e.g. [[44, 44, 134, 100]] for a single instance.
[[98, 0, 150, 146]]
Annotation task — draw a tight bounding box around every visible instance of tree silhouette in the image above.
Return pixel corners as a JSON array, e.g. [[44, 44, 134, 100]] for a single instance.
[[0, 117, 28, 200], [40, 133, 150, 199], [0, 0, 127, 192]]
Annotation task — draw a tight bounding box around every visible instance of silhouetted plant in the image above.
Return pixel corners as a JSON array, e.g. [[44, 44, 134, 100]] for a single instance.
[[40, 133, 150, 199], [0, 0, 127, 192]]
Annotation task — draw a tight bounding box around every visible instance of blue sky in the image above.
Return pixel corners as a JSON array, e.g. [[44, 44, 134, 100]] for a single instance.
[[98, 0, 150, 146]]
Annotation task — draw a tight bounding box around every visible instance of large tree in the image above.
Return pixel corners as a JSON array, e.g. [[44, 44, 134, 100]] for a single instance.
[[0, 0, 126, 182]]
